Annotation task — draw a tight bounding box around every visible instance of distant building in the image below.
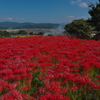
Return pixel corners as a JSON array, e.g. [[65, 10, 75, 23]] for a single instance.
[[6, 28, 19, 33]]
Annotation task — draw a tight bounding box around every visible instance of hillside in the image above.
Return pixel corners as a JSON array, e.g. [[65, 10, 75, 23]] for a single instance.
[[0, 21, 60, 29]]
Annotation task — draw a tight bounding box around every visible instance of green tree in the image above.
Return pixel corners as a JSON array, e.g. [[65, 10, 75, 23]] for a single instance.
[[29, 32, 33, 35], [88, 0, 100, 32], [37, 32, 44, 36], [18, 30, 28, 35], [0, 31, 11, 37], [92, 33, 100, 40], [64, 19, 93, 37], [47, 34, 53, 36]]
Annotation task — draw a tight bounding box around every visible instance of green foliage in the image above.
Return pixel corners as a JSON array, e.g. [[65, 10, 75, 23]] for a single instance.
[[37, 32, 44, 36], [29, 71, 43, 95], [92, 33, 100, 40], [88, 0, 100, 32], [47, 34, 53, 36], [18, 30, 28, 35], [64, 19, 93, 37], [0, 30, 11, 37], [29, 32, 33, 35]]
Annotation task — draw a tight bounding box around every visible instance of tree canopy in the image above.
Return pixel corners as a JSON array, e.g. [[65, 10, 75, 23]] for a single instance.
[[64, 19, 93, 37], [88, 0, 100, 32], [18, 30, 27, 35]]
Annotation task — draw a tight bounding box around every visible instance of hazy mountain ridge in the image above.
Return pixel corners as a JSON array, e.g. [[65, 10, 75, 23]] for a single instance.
[[0, 21, 60, 29]]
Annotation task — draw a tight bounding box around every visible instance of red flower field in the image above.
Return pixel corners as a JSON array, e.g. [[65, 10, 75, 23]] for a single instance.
[[0, 36, 100, 100]]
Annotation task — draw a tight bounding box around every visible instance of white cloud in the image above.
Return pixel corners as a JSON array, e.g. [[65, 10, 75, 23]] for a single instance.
[[79, 3, 88, 8], [7, 18, 13, 20], [71, 0, 82, 4], [67, 16, 87, 19], [76, 16, 86, 19], [70, 0, 89, 8], [67, 16, 75, 18], [71, 1, 75, 4], [81, 16, 86, 18], [1, 18, 25, 21], [2, 17, 13, 20]]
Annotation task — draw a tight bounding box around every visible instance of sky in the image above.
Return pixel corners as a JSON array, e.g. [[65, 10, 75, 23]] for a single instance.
[[0, 0, 98, 23]]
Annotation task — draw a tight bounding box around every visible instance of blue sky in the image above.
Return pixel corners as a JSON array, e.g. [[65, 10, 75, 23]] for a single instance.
[[0, 0, 98, 23]]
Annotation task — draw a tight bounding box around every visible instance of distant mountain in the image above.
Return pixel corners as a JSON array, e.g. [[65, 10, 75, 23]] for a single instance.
[[0, 21, 60, 29]]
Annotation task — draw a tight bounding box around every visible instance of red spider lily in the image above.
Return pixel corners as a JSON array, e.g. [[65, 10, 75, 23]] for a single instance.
[[0, 36, 100, 99]]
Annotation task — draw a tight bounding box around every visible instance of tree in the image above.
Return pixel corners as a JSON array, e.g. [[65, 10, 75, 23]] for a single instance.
[[0, 31, 11, 37], [47, 34, 53, 36], [18, 30, 28, 35], [64, 19, 93, 38], [29, 32, 33, 35], [92, 33, 100, 40], [37, 32, 44, 36], [88, 0, 100, 32]]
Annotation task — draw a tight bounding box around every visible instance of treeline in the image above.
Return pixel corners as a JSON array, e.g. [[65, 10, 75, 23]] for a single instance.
[[0, 30, 45, 37], [64, 0, 100, 40], [0, 31, 11, 37]]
